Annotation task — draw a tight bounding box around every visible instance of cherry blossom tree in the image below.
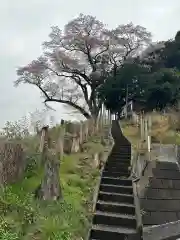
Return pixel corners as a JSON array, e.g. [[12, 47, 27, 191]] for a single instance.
[[15, 14, 152, 120]]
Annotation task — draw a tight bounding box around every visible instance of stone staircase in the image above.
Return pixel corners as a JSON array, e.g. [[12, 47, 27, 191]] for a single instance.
[[88, 120, 140, 239], [140, 161, 180, 227]]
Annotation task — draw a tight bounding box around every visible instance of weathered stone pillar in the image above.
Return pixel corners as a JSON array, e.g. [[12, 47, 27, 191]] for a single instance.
[[36, 126, 62, 200]]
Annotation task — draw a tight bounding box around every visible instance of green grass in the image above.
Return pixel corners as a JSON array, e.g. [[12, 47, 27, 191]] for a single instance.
[[121, 113, 180, 146], [0, 139, 104, 240]]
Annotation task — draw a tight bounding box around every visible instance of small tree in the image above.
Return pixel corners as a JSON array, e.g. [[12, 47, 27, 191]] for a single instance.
[[98, 38, 180, 115], [15, 14, 151, 121], [98, 61, 150, 114], [30, 108, 49, 134], [2, 117, 30, 139]]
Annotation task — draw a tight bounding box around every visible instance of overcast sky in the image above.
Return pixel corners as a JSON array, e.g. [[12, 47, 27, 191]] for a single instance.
[[0, 0, 180, 127]]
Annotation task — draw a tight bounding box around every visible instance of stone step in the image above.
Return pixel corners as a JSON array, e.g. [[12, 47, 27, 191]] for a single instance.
[[93, 211, 136, 228], [108, 154, 131, 159], [143, 188, 180, 199], [140, 198, 180, 211], [96, 200, 135, 215], [111, 150, 131, 153], [148, 178, 180, 189], [89, 224, 137, 239], [104, 165, 129, 172], [105, 161, 130, 168], [112, 147, 131, 152], [98, 191, 134, 204], [102, 171, 129, 178], [110, 152, 131, 156], [142, 211, 179, 226], [156, 161, 179, 170], [105, 162, 130, 168], [88, 121, 139, 239], [112, 152, 131, 156], [100, 184, 133, 195], [112, 145, 131, 148], [108, 156, 131, 161], [101, 177, 132, 186], [108, 159, 131, 164], [152, 169, 180, 180]]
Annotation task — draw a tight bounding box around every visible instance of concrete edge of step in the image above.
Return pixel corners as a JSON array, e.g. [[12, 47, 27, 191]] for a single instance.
[[86, 166, 103, 240], [86, 143, 115, 240], [94, 210, 136, 219], [143, 220, 180, 240], [91, 224, 137, 233], [97, 200, 135, 207], [99, 191, 133, 197], [132, 179, 143, 238]]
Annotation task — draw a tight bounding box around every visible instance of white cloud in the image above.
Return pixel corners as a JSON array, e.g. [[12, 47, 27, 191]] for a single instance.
[[4, 36, 26, 57]]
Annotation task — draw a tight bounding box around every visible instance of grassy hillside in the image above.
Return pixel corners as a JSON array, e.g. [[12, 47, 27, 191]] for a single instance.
[[121, 111, 180, 145], [0, 132, 110, 240]]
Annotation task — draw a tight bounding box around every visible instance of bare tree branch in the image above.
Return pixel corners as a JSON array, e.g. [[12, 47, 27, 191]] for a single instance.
[[44, 98, 91, 119]]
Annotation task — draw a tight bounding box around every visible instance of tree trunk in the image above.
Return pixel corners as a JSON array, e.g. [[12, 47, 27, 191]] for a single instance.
[[35, 126, 62, 200]]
